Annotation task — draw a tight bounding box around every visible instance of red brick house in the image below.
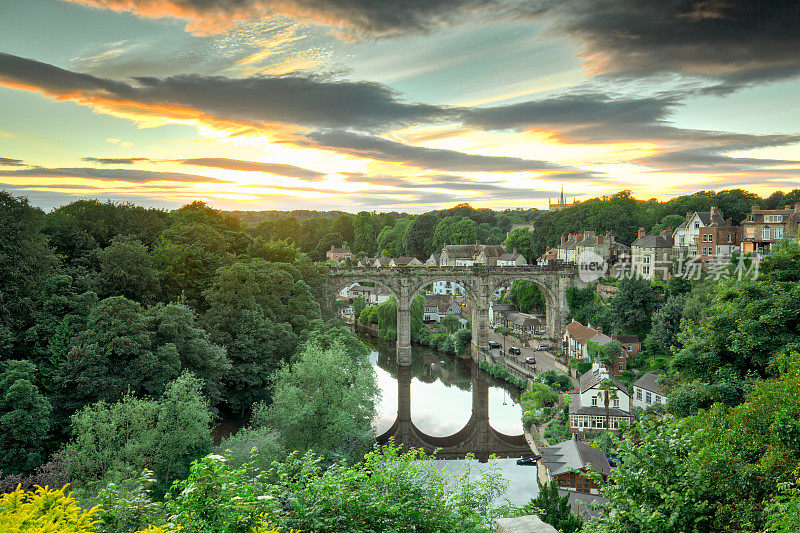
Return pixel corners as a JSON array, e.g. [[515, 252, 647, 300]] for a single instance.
[[611, 334, 641, 374], [326, 245, 354, 263]]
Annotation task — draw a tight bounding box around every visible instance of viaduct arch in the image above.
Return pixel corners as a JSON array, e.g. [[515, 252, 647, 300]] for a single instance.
[[325, 264, 582, 365]]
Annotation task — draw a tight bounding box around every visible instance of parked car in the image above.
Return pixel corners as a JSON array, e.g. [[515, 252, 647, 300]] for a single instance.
[[525, 356, 536, 364], [488, 340, 501, 349], [508, 347, 521, 355], [536, 344, 548, 351], [516, 455, 541, 466]]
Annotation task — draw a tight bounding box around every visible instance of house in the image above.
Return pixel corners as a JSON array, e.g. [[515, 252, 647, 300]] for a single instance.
[[569, 364, 632, 434], [673, 209, 727, 253], [632, 372, 669, 410], [356, 257, 376, 267], [699, 223, 741, 268], [630, 227, 674, 280], [556, 234, 579, 263], [423, 295, 463, 323], [432, 280, 465, 296], [490, 302, 515, 326], [507, 312, 544, 336], [611, 334, 640, 374], [348, 284, 392, 305], [372, 257, 392, 267], [497, 249, 527, 266], [326, 245, 354, 263], [740, 203, 800, 256], [538, 437, 611, 494], [425, 253, 441, 267], [562, 320, 600, 360], [439, 244, 506, 266], [538, 248, 558, 266], [389, 256, 423, 267]]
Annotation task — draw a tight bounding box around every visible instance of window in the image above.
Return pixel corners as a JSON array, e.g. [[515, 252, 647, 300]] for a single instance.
[[694, 222, 700, 229], [746, 227, 755, 238], [642, 265, 650, 275], [747, 214, 755, 222], [766, 214, 783, 223], [636, 388, 642, 400], [656, 395, 662, 403], [592, 396, 598, 406], [679, 236, 685, 245], [646, 392, 652, 404], [727, 234, 732, 243], [613, 399, 619, 408], [763, 227, 771, 240], [775, 227, 784, 239]]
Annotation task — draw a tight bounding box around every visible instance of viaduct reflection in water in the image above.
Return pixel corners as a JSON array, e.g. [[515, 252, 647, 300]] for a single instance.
[[364, 335, 530, 463]]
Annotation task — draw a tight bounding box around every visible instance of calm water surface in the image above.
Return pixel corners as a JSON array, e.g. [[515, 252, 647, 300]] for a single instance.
[[360, 333, 540, 505]]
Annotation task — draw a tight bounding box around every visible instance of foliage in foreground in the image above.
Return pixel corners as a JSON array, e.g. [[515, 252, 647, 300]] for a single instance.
[[514, 480, 582, 533]]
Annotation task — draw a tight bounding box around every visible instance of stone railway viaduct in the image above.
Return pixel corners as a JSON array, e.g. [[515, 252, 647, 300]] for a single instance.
[[325, 264, 582, 365]]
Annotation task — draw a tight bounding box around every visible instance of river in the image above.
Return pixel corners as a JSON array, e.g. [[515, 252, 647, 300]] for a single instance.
[[359, 333, 540, 506]]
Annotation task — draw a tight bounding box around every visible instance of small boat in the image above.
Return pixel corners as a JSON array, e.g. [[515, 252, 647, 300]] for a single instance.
[[516, 455, 541, 466]]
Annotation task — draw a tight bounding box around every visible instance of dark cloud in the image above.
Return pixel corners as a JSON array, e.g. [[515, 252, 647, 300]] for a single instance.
[[304, 130, 566, 172], [178, 158, 326, 180], [465, 93, 679, 131], [0, 52, 455, 133], [0, 167, 233, 183], [82, 157, 148, 164], [64, 0, 504, 39], [0, 157, 25, 166], [525, 0, 800, 87]]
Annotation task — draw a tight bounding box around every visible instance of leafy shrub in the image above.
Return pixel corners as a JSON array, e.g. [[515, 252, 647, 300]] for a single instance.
[[0, 484, 101, 532]]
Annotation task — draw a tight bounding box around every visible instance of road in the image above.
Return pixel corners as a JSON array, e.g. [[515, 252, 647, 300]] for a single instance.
[[487, 329, 561, 374]]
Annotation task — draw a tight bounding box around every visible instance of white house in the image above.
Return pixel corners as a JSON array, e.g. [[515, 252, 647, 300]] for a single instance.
[[423, 295, 463, 323], [632, 372, 669, 410], [348, 284, 392, 305], [562, 320, 601, 360], [569, 364, 632, 434], [497, 250, 527, 266], [673, 209, 726, 253], [389, 256, 423, 267], [425, 253, 441, 267], [439, 244, 505, 266], [432, 280, 465, 296]]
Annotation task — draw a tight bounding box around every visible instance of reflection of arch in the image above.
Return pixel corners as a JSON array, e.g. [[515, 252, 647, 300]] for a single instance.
[[377, 364, 531, 462]]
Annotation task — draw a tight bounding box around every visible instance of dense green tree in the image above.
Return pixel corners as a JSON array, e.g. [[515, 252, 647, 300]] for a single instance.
[[256, 332, 378, 462], [98, 236, 159, 303], [780, 188, 800, 208], [509, 280, 545, 314], [476, 222, 504, 245], [247, 238, 299, 263], [147, 303, 230, 408], [515, 481, 582, 533], [331, 213, 354, 244], [405, 212, 440, 258], [353, 211, 375, 256], [430, 216, 477, 251], [0, 360, 52, 475], [712, 188, 762, 224], [608, 277, 655, 334], [377, 297, 397, 341], [597, 340, 623, 369], [440, 315, 462, 333], [650, 295, 685, 353], [376, 217, 412, 257], [410, 294, 425, 340], [651, 213, 686, 234], [68, 372, 211, 493], [0, 192, 57, 357], [57, 297, 176, 411], [352, 295, 367, 322], [504, 228, 537, 260]]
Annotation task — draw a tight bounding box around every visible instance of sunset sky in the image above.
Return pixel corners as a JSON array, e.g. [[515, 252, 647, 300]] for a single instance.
[[1, 0, 799, 211]]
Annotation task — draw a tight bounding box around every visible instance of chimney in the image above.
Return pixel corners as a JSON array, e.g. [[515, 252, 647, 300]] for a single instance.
[[686, 211, 691, 220], [513, 247, 518, 255], [660, 228, 672, 239], [638, 227, 646, 239], [597, 326, 603, 334], [710, 206, 716, 220], [752, 204, 759, 213], [561, 235, 565, 245]]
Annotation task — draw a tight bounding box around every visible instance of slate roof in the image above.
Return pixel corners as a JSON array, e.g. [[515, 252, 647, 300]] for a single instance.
[[631, 234, 673, 249], [633, 372, 666, 395], [442, 244, 480, 258], [374, 257, 392, 266], [558, 489, 608, 519], [579, 368, 628, 395], [498, 252, 525, 262], [613, 335, 640, 344], [589, 333, 613, 345], [328, 247, 351, 253], [426, 253, 441, 265], [540, 438, 612, 477], [569, 404, 633, 418], [391, 256, 418, 266]]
